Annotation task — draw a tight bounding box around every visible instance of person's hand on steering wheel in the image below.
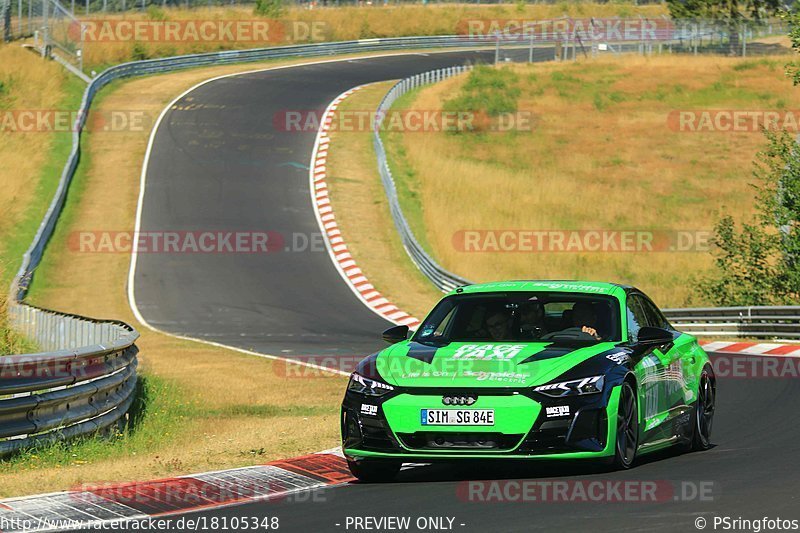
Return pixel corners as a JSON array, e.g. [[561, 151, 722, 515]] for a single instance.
[[581, 326, 601, 340]]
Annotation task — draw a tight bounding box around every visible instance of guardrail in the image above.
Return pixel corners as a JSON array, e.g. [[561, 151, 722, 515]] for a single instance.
[[2, 302, 138, 456], [662, 307, 800, 339], [373, 66, 475, 293]]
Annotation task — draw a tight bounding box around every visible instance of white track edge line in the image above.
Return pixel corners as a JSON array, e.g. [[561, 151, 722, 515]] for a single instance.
[[125, 50, 478, 373]]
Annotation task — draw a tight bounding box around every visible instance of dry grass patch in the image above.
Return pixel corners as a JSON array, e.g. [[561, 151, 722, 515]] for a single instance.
[[0, 44, 81, 286], [384, 54, 799, 307], [73, 3, 667, 69]]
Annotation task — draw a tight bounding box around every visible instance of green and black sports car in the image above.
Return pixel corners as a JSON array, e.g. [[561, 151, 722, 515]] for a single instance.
[[341, 281, 716, 481]]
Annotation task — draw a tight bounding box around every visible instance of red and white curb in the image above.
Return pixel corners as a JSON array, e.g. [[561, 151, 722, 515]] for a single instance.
[[699, 340, 800, 357], [308, 86, 421, 330], [0, 449, 354, 532]]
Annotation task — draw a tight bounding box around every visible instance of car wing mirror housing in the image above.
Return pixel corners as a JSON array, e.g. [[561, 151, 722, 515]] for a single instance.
[[382, 325, 410, 344], [637, 326, 674, 345]]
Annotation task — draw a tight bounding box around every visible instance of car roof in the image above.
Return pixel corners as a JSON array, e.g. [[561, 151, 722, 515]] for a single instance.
[[446, 280, 631, 297]]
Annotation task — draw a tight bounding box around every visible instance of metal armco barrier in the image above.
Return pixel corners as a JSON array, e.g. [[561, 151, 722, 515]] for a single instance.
[[1, 303, 138, 456], [662, 307, 800, 339], [373, 66, 474, 293]]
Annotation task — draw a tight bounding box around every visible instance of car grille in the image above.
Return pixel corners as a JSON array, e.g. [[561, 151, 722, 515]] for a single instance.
[[397, 432, 524, 451]]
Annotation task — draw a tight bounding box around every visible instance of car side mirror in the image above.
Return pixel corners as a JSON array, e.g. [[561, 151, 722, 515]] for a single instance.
[[382, 325, 409, 344], [637, 326, 673, 345]]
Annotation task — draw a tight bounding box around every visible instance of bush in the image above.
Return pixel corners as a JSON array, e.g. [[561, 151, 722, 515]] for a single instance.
[[130, 42, 149, 61], [254, 0, 284, 18], [0, 78, 9, 109], [0, 292, 36, 356], [443, 65, 521, 124], [701, 130, 800, 305], [146, 5, 167, 21]]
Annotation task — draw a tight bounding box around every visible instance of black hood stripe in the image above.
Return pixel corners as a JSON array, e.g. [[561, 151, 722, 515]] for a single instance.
[[404, 342, 440, 364]]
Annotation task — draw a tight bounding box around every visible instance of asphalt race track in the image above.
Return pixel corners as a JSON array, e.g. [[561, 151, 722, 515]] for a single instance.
[[133, 48, 545, 359], [134, 358, 799, 531], [131, 50, 800, 531]]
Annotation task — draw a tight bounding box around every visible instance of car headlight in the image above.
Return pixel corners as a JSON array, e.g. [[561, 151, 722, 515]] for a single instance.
[[534, 375, 604, 397], [347, 372, 395, 397]]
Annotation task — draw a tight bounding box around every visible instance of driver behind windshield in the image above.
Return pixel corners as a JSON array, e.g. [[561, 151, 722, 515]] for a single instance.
[[539, 301, 603, 341], [519, 301, 547, 338], [571, 301, 602, 340], [484, 307, 512, 341]]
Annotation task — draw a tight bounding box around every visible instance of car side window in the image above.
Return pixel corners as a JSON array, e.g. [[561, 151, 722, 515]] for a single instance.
[[640, 297, 670, 330], [434, 307, 457, 338], [626, 295, 649, 343]]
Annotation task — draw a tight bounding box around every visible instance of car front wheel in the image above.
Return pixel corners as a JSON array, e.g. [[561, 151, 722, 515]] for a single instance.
[[611, 381, 639, 469]]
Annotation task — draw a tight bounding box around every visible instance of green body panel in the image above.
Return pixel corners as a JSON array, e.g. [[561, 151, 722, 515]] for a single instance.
[[633, 332, 709, 437], [382, 393, 541, 435]]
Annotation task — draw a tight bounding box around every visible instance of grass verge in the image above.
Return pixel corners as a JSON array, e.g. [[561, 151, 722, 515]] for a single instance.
[[0, 44, 84, 290], [0, 289, 37, 355], [381, 54, 799, 307]]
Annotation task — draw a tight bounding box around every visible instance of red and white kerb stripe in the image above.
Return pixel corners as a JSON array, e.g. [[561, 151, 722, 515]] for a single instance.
[[310, 86, 421, 329]]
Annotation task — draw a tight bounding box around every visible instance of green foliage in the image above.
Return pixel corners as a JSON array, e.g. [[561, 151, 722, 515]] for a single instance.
[[753, 130, 800, 296], [700, 215, 781, 305], [0, 292, 37, 356], [358, 19, 377, 39], [667, 0, 781, 22], [145, 5, 166, 21], [254, 0, 284, 18], [130, 42, 148, 61], [443, 65, 521, 118], [701, 130, 800, 305], [0, 77, 11, 109], [785, 10, 800, 85]]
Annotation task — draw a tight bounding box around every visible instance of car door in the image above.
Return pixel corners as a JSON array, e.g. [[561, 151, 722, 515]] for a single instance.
[[638, 296, 692, 415], [627, 293, 672, 440]]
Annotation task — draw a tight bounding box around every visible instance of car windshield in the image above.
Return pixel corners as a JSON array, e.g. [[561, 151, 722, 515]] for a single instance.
[[412, 292, 621, 344]]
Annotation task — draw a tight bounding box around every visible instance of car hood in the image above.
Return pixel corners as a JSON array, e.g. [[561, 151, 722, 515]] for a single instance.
[[375, 340, 622, 388]]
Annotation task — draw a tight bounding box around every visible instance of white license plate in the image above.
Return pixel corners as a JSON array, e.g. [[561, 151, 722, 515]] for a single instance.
[[421, 409, 494, 426]]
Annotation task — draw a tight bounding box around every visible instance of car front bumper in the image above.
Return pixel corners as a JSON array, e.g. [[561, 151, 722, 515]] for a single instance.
[[342, 385, 621, 462]]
